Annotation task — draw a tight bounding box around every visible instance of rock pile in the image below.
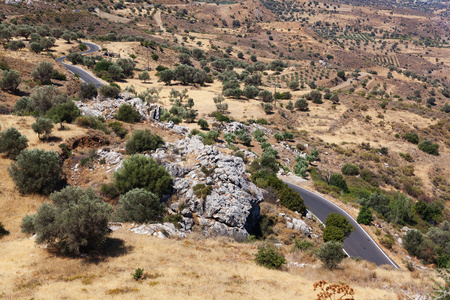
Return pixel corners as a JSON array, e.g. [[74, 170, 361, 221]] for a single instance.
[[76, 93, 161, 121]]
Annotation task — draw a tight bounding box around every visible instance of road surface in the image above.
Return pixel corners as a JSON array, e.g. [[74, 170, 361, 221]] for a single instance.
[[285, 182, 399, 268], [56, 42, 105, 88]]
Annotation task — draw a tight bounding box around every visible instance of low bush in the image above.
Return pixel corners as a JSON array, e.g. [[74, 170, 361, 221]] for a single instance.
[[75, 116, 109, 133], [108, 121, 128, 138], [379, 234, 395, 250], [114, 154, 172, 197], [404, 132, 419, 144], [293, 239, 315, 251], [255, 244, 286, 270], [114, 104, 141, 123], [357, 206, 373, 225], [317, 241, 346, 269], [329, 174, 349, 193], [116, 188, 164, 223], [418, 140, 439, 155], [125, 130, 164, 154], [193, 183, 212, 200], [341, 163, 359, 175]]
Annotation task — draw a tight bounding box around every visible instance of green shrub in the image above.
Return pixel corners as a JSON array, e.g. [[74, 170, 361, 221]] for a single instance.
[[418, 140, 439, 155], [132, 268, 145, 281], [278, 186, 306, 215], [253, 214, 276, 239], [116, 188, 164, 223], [341, 163, 359, 175], [329, 174, 349, 193], [98, 84, 120, 98], [323, 213, 354, 242], [360, 168, 379, 187], [293, 156, 308, 178], [357, 206, 373, 225], [193, 183, 212, 200], [293, 239, 314, 251], [255, 244, 286, 270], [0, 127, 28, 159], [236, 130, 252, 146], [78, 82, 98, 100], [379, 234, 395, 250], [22, 186, 112, 254], [0, 222, 9, 237], [108, 121, 128, 138], [295, 98, 309, 111], [256, 118, 268, 125], [114, 155, 172, 197], [21, 215, 36, 234], [125, 130, 164, 154], [8, 149, 63, 195], [114, 104, 141, 123], [197, 119, 209, 130], [403, 230, 423, 257], [100, 183, 119, 199], [75, 116, 109, 133], [404, 132, 419, 144], [317, 241, 346, 269], [31, 61, 53, 84], [45, 100, 80, 127]]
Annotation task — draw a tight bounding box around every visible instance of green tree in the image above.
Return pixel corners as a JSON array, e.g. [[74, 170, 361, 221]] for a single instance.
[[357, 206, 373, 225], [197, 119, 209, 130], [0, 127, 28, 159], [45, 101, 80, 129], [22, 186, 112, 255], [243, 85, 259, 99], [159, 69, 174, 85], [31, 61, 54, 84], [389, 193, 413, 224], [323, 212, 354, 242], [108, 64, 124, 80], [31, 117, 54, 139], [403, 229, 423, 257], [30, 42, 43, 54], [114, 104, 141, 123], [295, 98, 308, 111], [116, 188, 164, 223], [114, 154, 172, 197], [8, 149, 63, 195], [0, 69, 21, 92], [288, 80, 299, 90], [138, 70, 150, 83], [278, 186, 306, 214], [125, 129, 164, 154], [317, 241, 346, 269], [259, 90, 274, 103]]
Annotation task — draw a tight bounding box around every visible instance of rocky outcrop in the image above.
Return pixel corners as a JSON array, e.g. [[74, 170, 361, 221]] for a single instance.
[[153, 135, 264, 241], [75, 94, 161, 121]]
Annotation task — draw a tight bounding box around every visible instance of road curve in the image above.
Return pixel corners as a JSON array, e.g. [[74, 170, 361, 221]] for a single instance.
[[285, 181, 399, 269], [56, 42, 105, 88]]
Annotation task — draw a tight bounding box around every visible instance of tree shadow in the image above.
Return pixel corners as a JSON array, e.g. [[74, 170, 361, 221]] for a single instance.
[[83, 238, 133, 265], [47, 136, 63, 143]]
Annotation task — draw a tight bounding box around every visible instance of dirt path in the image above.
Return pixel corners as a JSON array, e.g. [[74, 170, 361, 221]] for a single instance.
[[331, 72, 369, 91], [154, 10, 182, 43]]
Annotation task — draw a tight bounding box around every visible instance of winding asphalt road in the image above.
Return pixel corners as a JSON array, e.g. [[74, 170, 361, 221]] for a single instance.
[[56, 42, 105, 88], [285, 182, 399, 268]]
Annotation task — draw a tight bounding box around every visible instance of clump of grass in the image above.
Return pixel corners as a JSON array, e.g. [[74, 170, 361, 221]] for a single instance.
[[105, 287, 139, 295]]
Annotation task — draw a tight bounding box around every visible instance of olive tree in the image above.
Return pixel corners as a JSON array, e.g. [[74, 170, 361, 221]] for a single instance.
[[115, 188, 164, 223], [21, 186, 112, 255], [0, 69, 21, 92], [0, 127, 28, 159], [8, 149, 63, 195]]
